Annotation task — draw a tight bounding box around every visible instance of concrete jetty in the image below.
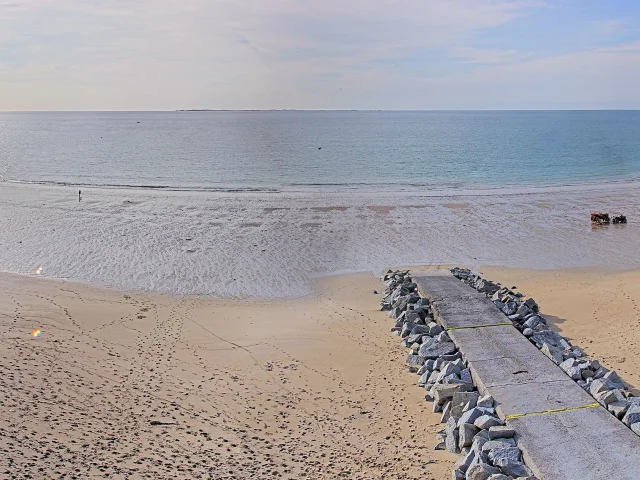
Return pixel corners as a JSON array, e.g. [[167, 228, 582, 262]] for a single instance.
[[414, 273, 640, 480]]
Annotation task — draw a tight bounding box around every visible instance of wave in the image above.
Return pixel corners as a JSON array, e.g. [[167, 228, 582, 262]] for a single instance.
[[2, 172, 640, 298], [3, 175, 640, 197], [3, 178, 282, 193]]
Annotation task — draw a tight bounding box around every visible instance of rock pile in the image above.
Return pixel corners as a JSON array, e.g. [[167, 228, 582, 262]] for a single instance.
[[381, 270, 538, 480], [450, 267, 640, 436]]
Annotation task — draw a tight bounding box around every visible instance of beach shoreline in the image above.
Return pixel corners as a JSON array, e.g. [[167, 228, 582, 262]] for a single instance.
[[5, 173, 640, 197], [2, 180, 639, 298]]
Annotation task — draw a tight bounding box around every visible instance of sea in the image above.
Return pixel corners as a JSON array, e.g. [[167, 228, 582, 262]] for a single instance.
[[1, 110, 640, 297]]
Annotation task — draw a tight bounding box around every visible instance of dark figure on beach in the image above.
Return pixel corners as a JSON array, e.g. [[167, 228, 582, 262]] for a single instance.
[[590, 212, 609, 225], [79, 190, 82, 202]]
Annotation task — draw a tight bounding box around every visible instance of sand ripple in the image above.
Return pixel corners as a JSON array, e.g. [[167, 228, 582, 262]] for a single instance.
[[0, 182, 639, 298]]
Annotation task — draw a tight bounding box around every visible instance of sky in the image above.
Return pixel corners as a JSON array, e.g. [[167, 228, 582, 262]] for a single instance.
[[1, 0, 640, 110]]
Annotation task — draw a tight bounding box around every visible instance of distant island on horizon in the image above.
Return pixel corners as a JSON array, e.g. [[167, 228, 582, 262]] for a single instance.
[[175, 109, 362, 112]]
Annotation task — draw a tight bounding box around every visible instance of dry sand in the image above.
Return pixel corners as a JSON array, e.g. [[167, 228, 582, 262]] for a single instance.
[[482, 267, 640, 394], [0, 272, 456, 480], [4, 266, 640, 480]]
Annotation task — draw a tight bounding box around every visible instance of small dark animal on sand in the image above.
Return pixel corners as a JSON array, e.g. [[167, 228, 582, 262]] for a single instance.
[[590, 212, 610, 225]]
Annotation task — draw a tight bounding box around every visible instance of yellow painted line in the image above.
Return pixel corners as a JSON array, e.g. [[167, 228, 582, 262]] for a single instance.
[[506, 402, 600, 420], [447, 322, 513, 331]]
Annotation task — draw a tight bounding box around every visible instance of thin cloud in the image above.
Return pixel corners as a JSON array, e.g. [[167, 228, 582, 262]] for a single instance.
[[597, 41, 640, 53], [449, 46, 527, 64], [1, 0, 639, 110], [591, 18, 632, 35]]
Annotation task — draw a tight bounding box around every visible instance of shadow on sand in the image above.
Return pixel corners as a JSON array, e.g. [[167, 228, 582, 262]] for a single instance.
[[544, 313, 639, 396]]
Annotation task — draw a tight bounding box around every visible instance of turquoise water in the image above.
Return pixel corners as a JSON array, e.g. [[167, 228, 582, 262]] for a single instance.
[[1, 110, 640, 191], [1, 110, 640, 297]]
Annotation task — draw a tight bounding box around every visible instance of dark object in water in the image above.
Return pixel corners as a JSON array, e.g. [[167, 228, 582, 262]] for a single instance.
[[590, 212, 610, 225], [612, 215, 627, 224]]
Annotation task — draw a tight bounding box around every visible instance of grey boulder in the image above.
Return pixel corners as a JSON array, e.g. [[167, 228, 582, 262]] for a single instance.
[[434, 384, 472, 405], [460, 368, 473, 384], [406, 354, 425, 366], [488, 446, 521, 464], [622, 405, 640, 427], [497, 459, 532, 478], [454, 448, 476, 474], [530, 330, 563, 348], [465, 463, 501, 480], [441, 400, 452, 423], [540, 343, 563, 364], [458, 407, 491, 428], [524, 298, 539, 312], [427, 322, 444, 336], [596, 388, 625, 407], [603, 370, 625, 389], [445, 417, 459, 453], [523, 315, 545, 329], [608, 400, 630, 419], [459, 423, 480, 449], [419, 339, 456, 359], [400, 322, 417, 337], [474, 415, 502, 430], [451, 392, 480, 418], [406, 332, 424, 344], [589, 378, 617, 396], [481, 438, 517, 454], [502, 302, 518, 316]]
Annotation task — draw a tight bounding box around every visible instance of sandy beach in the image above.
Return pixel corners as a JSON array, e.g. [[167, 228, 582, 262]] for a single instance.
[[2, 266, 640, 479], [3, 3, 640, 478], [0, 271, 456, 480]]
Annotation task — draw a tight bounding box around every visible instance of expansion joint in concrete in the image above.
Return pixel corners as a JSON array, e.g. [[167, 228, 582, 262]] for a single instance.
[[506, 402, 600, 420], [446, 322, 513, 331]]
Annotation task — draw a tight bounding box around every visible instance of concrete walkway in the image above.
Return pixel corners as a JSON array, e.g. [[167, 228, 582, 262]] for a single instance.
[[414, 273, 640, 480]]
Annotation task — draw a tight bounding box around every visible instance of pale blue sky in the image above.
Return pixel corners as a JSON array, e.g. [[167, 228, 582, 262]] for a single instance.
[[1, 0, 639, 110]]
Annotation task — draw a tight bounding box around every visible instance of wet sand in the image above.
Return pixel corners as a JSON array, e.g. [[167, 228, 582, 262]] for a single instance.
[[2, 181, 640, 298], [0, 272, 455, 480]]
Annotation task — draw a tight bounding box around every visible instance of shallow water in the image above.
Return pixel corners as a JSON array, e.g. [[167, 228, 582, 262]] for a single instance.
[[3, 110, 640, 297], [2, 111, 640, 191], [1, 182, 639, 297]]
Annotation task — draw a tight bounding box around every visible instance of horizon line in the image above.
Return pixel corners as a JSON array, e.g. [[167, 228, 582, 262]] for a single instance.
[[2, 108, 640, 113]]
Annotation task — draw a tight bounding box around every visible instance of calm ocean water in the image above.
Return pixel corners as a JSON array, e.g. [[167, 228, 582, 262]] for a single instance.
[[1, 111, 640, 297], [1, 111, 640, 191]]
